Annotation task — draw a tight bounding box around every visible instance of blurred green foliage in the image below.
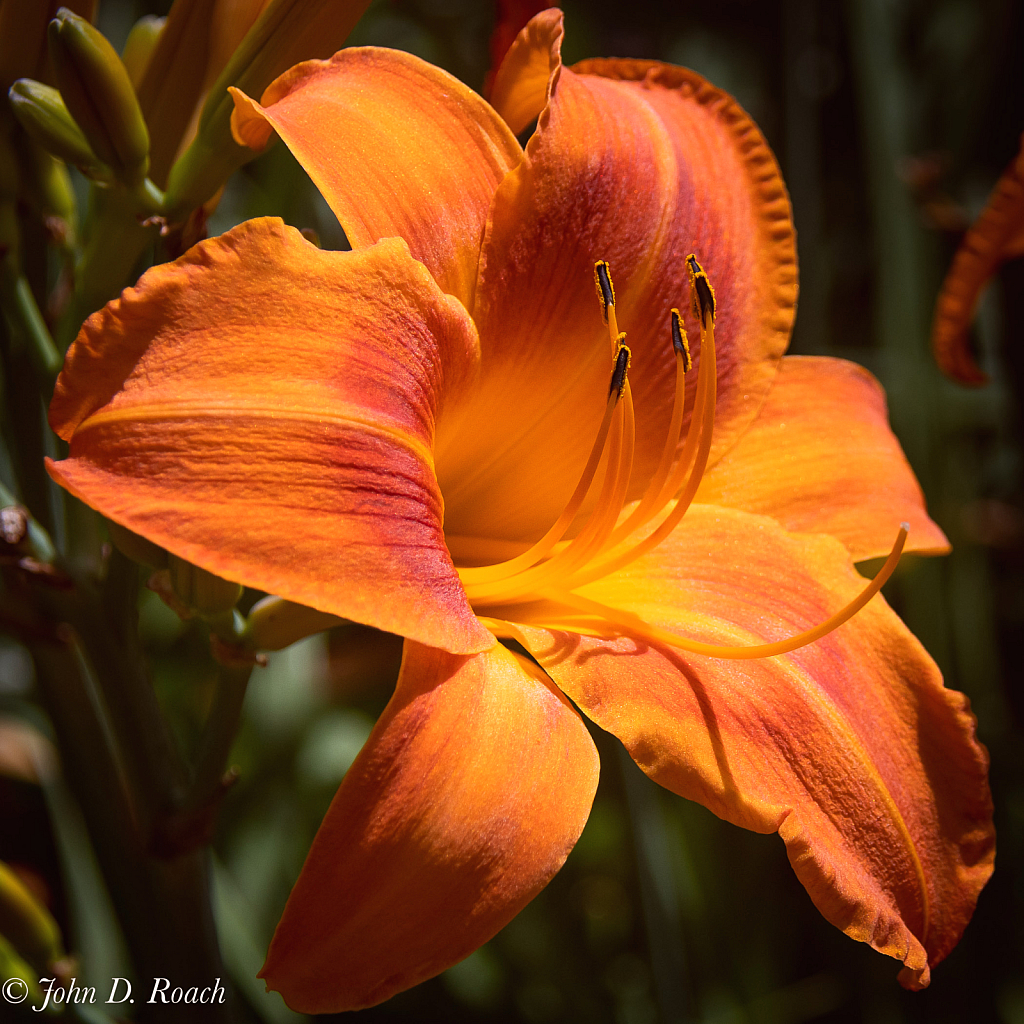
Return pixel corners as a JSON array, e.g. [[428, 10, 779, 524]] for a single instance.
[[3, 0, 1022, 1021]]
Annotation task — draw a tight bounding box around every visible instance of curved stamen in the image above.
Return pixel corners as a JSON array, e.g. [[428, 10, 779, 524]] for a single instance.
[[566, 284, 717, 588], [465, 367, 636, 605], [457, 347, 628, 585], [469, 255, 909, 666], [543, 524, 908, 659], [606, 309, 694, 547]]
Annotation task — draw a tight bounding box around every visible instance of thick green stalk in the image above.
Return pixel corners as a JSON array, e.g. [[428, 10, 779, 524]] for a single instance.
[[57, 182, 160, 348], [30, 630, 238, 1024]]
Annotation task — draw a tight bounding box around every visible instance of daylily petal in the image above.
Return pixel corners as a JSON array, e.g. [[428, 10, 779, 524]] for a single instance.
[[933, 132, 1024, 385], [438, 10, 797, 544], [696, 356, 949, 561], [487, 4, 554, 131], [503, 505, 993, 987], [229, 48, 522, 308], [47, 218, 491, 654], [261, 638, 599, 1013]]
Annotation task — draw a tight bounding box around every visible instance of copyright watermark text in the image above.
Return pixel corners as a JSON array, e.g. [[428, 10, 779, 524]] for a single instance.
[[1, 976, 227, 1011]]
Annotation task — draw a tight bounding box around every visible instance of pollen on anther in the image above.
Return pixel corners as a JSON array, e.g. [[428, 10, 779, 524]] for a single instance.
[[670, 309, 692, 372], [610, 343, 631, 398], [686, 255, 716, 328], [594, 260, 615, 323]]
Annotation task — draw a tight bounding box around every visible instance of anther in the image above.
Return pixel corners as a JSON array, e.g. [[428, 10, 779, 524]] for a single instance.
[[686, 255, 716, 328], [610, 344, 631, 399], [594, 260, 615, 324], [670, 309, 692, 372]]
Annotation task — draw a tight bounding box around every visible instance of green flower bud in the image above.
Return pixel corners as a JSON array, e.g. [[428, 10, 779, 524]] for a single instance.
[[8, 78, 110, 180], [167, 553, 242, 618], [121, 14, 165, 90], [107, 520, 167, 569], [47, 7, 149, 185], [244, 595, 344, 652], [164, 0, 370, 218]]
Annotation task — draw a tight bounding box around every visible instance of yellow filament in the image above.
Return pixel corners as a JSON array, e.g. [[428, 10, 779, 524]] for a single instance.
[[463, 394, 626, 604], [543, 524, 908, 659], [566, 314, 717, 589], [606, 331, 697, 548], [608, 307, 620, 353], [457, 388, 620, 585], [465, 255, 911, 667], [466, 377, 637, 606]]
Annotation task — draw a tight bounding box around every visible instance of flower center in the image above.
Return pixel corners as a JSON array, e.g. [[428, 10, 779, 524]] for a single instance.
[[459, 257, 908, 659]]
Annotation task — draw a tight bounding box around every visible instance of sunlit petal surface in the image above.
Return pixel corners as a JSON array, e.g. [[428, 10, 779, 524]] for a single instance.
[[505, 504, 994, 989], [48, 219, 491, 653], [696, 356, 949, 560], [230, 48, 522, 308], [437, 10, 797, 543], [262, 639, 599, 1013]]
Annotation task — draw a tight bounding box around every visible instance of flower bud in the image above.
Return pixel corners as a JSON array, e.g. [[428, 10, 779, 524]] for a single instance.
[[0, 860, 63, 975], [167, 553, 242, 618], [0, 0, 97, 96], [164, 0, 370, 217], [47, 7, 149, 185], [244, 595, 344, 651], [121, 14, 165, 89], [107, 520, 167, 569], [8, 78, 110, 179]]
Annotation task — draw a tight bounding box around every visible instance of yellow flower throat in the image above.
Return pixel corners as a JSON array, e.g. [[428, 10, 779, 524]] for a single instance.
[[459, 256, 908, 660]]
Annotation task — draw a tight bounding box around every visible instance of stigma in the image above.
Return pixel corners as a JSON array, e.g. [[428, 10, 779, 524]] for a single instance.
[[457, 258, 908, 660]]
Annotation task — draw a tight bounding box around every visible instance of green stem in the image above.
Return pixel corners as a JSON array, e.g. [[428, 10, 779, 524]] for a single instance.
[[186, 661, 253, 815], [0, 325, 56, 535], [0, 497, 238, 1020], [30, 631, 238, 1024], [57, 183, 159, 349], [0, 270, 62, 387]]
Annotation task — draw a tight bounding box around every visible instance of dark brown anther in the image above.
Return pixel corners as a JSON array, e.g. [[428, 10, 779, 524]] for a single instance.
[[686, 254, 716, 327], [670, 309, 692, 372], [609, 343, 631, 399], [594, 260, 615, 323]]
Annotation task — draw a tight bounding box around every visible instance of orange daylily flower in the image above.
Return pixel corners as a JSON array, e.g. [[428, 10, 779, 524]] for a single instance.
[[933, 131, 1024, 385], [45, 9, 993, 1014]]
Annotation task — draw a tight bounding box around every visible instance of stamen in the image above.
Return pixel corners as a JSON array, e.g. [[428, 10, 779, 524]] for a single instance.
[[594, 260, 615, 323], [465, 370, 637, 605], [546, 525, 909, 659], [462, 255, 908, 665], [605, 309, 692, 547], [610, 342, 630, 398], [569, 287, 717, 587], [670, 308, 692, 372], [595, 260, 621, 351], [687, 254, 716, 327], [458, 355, 626, 586]]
